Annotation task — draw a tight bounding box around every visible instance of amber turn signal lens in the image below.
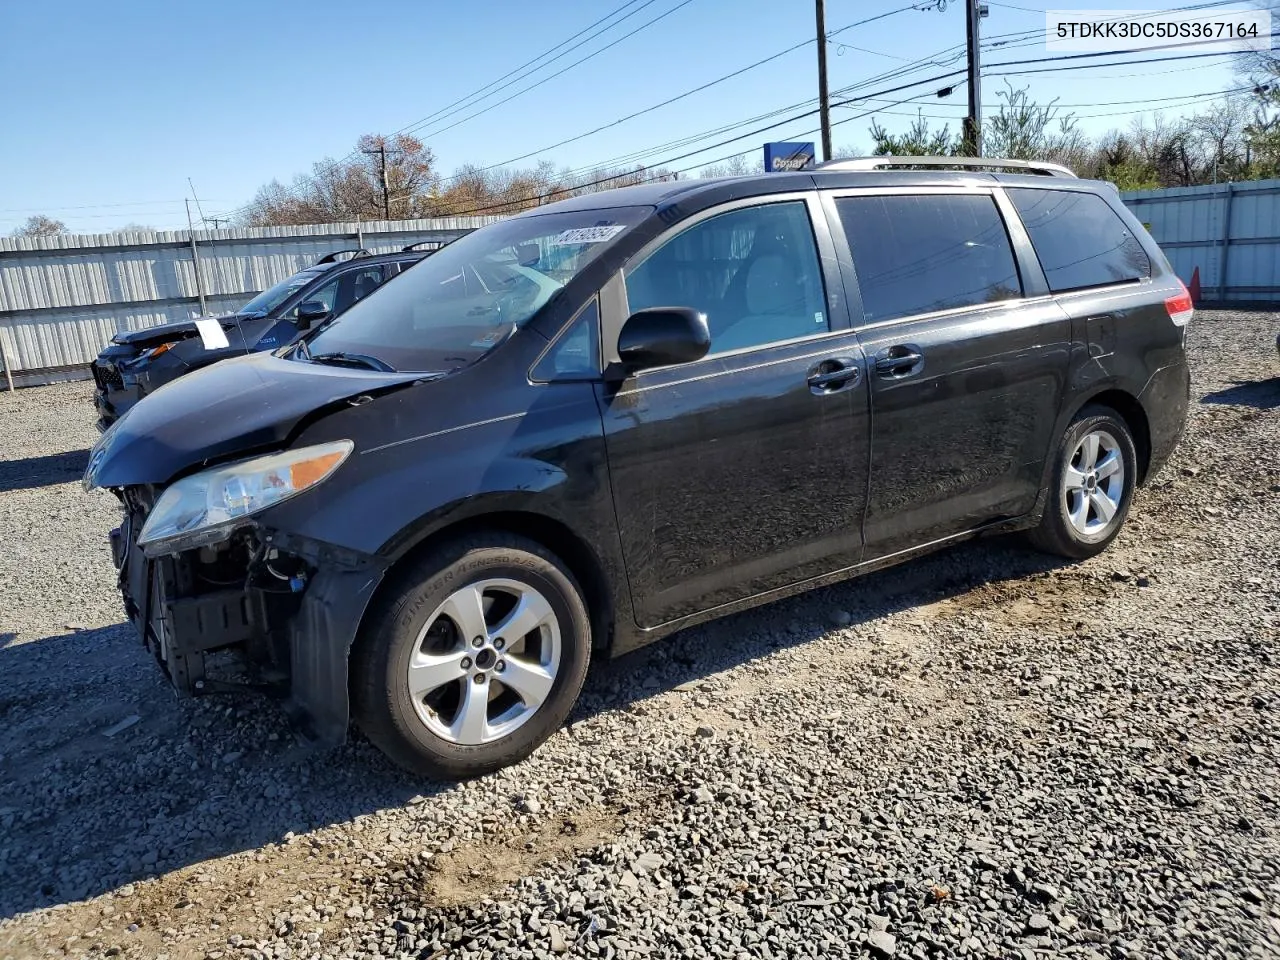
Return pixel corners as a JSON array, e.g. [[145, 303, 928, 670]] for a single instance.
[[289, 450, 347, 489]]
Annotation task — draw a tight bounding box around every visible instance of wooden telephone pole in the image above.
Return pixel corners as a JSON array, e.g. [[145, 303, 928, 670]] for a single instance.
[[963, 0, 985, 157], [362, 144, 398, 220], [816, 0, 833, 162]]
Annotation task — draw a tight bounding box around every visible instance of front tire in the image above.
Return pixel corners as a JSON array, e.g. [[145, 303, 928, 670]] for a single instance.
[[1029, 405, 1138, 560], [351, 533, 591, 779]]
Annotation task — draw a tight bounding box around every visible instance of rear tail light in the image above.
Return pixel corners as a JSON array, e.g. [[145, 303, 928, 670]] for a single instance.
[[1165, 283, 1194, 327]]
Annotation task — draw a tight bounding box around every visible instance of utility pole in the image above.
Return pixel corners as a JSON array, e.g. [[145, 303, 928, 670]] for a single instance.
[[815, 0, 832, 162], [185, 199, 207, 318], [362, 145, 393, 220], [187, 177, 210, 225], [963, 0, 985, 157]]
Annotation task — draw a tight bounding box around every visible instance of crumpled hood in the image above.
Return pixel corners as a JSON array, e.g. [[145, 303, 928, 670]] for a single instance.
[[84, 352, 428, 489], [110, 313, 245, 349]]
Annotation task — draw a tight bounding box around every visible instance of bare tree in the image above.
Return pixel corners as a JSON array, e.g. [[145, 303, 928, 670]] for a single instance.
[[698, 154, 762, 178], [1190, 95, 1252, 181], [244, 134, 438, 225], [11, 215, 68, 238]]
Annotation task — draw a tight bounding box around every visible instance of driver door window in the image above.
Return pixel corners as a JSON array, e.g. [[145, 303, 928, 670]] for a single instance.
[[624, 201, 828, 357]]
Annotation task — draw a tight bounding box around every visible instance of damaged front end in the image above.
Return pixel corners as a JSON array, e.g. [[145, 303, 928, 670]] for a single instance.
[[82, 350, 427, 745], [111, 484, 385, 745]]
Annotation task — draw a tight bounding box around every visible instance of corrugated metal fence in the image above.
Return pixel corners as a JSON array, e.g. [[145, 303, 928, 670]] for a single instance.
[[5, 182, 1277, 387], [1123, 178, 1280, 305], [0, 216, 498, 386]]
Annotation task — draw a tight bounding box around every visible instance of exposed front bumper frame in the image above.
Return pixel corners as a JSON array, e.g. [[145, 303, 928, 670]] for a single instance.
[[115, 521, 387, 748]]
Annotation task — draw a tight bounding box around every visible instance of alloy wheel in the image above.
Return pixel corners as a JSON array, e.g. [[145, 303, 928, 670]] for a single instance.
[[1063, 428, 1126, 537], [407, 578, 561, 745]]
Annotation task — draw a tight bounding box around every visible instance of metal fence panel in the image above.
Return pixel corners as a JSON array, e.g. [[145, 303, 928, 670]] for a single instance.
[[1123, 179, 1280, 303], [0, 217, 498, 381]]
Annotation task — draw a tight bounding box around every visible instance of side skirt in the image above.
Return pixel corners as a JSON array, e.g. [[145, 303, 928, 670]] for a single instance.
[[609, 510, 1041, 657]]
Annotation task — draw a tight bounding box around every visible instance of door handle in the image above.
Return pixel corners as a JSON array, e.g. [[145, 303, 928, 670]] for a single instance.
[[874, 344, 924, 379], [806, 356, 861, 394]]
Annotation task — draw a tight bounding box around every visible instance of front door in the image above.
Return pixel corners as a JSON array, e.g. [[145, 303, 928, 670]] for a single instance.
[[597, 196, 871, 628], [825, 188, 1071, 557]]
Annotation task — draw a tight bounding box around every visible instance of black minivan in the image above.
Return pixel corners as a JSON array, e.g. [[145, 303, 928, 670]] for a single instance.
[[84, 158, 1192, 779]]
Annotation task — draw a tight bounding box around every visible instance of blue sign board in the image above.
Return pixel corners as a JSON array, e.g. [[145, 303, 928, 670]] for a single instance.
[[763, 141, 816, 173]]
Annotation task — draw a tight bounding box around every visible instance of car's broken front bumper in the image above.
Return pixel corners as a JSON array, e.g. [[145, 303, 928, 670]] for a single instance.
[[91, 360, 144, 432], [111, 505, 387, 746]]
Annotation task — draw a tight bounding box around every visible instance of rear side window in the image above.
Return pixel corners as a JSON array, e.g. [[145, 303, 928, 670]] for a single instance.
[[1007, 188, 1150, 293], [835, 193, 1022, 323]]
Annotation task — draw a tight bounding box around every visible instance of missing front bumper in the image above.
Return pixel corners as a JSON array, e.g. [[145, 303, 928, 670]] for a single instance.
[[112, 519, 385, 747]]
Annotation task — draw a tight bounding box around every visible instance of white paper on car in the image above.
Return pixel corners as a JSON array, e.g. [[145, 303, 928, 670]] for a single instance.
[[194, 318, 230, 350]]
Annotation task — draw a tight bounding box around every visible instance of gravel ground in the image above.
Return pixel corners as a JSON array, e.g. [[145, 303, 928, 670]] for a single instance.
[[1, 310, 1278, 960]]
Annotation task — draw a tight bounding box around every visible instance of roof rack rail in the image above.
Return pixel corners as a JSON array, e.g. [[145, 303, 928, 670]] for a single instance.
[[815, 156, 1078, 179], [402, 239, 451, 253], [314, 248, 373, 265]]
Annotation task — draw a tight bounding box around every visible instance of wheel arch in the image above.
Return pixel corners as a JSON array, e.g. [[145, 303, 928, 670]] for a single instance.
[[1061, 386, 1153, 484], [361, 507, 618, 657]]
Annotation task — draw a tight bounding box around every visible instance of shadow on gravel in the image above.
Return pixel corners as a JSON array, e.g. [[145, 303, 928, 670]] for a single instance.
[[1200, 377, 1280, 410], [0, 448, 91, 492], [0, 535, 1063, 920]]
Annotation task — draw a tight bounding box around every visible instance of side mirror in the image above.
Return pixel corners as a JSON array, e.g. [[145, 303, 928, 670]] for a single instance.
[[615, 307, 710, 374], [295, 300, 330, 330]]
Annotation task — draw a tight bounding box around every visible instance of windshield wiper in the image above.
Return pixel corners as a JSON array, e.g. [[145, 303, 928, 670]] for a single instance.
[[308, 351, 397, 372]]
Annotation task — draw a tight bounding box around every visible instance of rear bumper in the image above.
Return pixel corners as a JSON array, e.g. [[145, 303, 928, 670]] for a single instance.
[[1139, 357, 1191, 482], [112, 518, 386, 746]]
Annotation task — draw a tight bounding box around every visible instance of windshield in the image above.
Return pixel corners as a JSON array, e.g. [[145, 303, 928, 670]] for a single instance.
[[239, 269, 325, 316], [302, 207, 646, 372]]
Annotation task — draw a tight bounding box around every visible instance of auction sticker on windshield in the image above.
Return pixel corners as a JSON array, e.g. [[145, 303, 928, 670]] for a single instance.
[[549, 225, 626, 245]]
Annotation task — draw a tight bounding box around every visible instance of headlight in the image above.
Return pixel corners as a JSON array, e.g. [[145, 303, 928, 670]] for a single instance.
[[137, 440, 353, 554], [123, 342, 175, 369], [142, 342, 175, 361]]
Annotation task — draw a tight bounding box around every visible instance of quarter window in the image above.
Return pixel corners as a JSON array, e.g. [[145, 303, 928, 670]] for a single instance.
[[624, 201, 828, 356], [531, 299, 600, 381], [835, 193, 1023, 323], [1007, 188, 1150, 293]]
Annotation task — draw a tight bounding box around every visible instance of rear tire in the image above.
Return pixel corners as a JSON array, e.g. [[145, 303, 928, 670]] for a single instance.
[[1028, 405, 1138, 560], [351, 532, 591, 779]]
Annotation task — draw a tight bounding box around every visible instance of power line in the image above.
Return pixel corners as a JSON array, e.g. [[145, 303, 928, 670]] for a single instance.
[[400, 0, 697, 144], [0, 199, 226, 213], [857, 85, 1252, 123], [205, 0, 657, 221], [858, 82, 1255, 111], [657, 87, 957, 177], [430, 36, 1268, 219], [385, 0, 652, 140], [434, 70, 967, 218], [209, 15, 964, 223], [207, 1, 701, 224], [988, 43, 1278, 78], [212, 3, 1267, 224], [985, 1, 1045, 11], [407, 0, 934, 151]]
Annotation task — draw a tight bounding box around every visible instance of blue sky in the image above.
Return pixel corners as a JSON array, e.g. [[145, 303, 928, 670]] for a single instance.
[[0, 0, 1260, 233]]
